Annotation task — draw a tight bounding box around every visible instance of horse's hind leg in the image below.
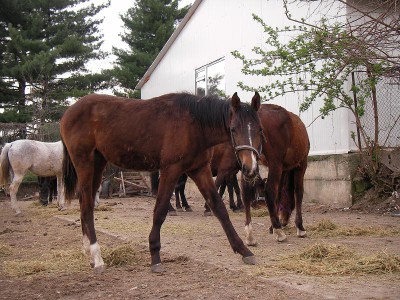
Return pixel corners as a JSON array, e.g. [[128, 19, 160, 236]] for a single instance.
[[178, 174, 191, 211], [149, 168, 181, 272], [56, 175, 65, 210], [232, 175, 243, 210], [9, 174, 24, 216], [75, 152, 106, 273], [294, 164, 307, 237], [92, 151, 106, 208], [265, 164, 287, 242], [278, 171, 294, 227], [188, 165, 255, 264]]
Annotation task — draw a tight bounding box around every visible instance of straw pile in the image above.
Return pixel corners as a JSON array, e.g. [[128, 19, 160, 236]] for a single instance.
[[279, 242, 400, 275], [308, 219, 400, 237], [102, 243, 146, 267]]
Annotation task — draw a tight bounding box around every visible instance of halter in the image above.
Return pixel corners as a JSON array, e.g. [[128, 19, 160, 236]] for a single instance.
[[230, 129, 265, 167]]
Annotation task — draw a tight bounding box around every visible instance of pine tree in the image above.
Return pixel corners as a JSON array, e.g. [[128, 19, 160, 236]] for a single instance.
[[0, 0, 110, 124], [113, 0, 190, 97]]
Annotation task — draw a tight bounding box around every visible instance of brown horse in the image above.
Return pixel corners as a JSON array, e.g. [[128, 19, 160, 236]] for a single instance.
[[200, 104, 309, 244], [243, 104, 309, 244], [61, 92, 263, 273]]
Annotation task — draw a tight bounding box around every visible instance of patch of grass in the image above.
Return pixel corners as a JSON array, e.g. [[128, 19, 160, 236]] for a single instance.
[[103, 243, 146, 267], [279, 242, 400, 276], [308, 219, 400, 237]]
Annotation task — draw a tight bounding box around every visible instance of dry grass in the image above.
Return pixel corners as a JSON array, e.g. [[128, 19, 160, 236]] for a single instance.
[[0, 243, 13, 257], [102, 243, 146, 267], [308, 219, 400, 237], [279, 242, 400, 276], [2, 249, 87, 277], [251, 208, 269, 217]]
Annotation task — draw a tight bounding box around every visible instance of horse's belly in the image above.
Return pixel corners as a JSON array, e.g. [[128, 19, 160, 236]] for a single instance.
[[103, 151, 159, 171]]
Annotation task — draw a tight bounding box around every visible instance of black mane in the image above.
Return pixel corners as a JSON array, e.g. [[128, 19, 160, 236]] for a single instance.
[[174, 93, 258, 131]]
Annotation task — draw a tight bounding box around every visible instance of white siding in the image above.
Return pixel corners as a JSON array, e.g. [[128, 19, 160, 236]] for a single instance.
[[141, 0, 358, 155]]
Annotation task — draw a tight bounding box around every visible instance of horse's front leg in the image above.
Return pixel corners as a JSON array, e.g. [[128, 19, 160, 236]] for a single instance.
[[56, 175, 65, 211], [149, 170, 181, 272], [241, 177, 257, 246], [188, 165, 255, 265], [265, 165, 287, 242]]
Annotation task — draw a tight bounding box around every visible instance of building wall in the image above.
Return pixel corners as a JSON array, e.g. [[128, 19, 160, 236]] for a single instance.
[[140, 0, 358, 155]]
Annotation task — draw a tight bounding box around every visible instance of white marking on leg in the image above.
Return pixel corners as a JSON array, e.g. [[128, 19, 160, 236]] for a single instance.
[[297, 228, 307, 237], [273, 228, 287, 242], [90, 242, 105, 269], [245, 223, 257, 246], [57, 175, 65, 210], [82, 234, 91, 256]]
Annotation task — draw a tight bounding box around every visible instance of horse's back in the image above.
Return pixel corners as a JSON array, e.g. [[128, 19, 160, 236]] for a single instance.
[[7, 140, 63, 176], [259, 104, 309, 168], [60, 93, 213, 171]]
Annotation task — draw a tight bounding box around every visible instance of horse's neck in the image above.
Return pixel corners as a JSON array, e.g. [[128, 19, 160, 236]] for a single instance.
[[202, 127, 230, 149]]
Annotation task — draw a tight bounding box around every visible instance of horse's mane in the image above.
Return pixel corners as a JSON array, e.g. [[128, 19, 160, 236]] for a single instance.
[[173, 93, 258, 131]]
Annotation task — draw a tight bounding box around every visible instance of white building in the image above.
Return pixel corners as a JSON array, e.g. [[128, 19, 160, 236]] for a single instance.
[[136, 0, 399, 207], [136, 0, 360, 156]]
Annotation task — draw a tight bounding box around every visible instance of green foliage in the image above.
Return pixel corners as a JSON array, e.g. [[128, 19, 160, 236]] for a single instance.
[[112, 0, 190, 96], [0, 0, 110, 123], [232, 14, 391, 119]]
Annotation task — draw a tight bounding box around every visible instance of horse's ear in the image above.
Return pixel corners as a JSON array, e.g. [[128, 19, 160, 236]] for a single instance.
[[231, 92, 241, 111], [251, 92, 261, 111]]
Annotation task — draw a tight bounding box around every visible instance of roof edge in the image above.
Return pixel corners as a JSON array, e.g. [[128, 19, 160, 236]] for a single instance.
[[135, 0, 203, 90]]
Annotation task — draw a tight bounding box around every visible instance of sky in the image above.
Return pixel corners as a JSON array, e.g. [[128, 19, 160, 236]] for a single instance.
[[89, 0, 194, 73]]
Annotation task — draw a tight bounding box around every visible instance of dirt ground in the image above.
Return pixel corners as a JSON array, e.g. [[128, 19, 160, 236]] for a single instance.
[[0, 190, 399, 300]]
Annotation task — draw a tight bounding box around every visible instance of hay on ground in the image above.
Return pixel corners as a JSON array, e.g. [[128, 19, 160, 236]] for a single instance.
[[279, 242, 400, 276]]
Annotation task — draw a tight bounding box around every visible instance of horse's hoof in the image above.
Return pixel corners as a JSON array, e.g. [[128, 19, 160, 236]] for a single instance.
[[93, 264, 106, 274], [176, 208, 183, 212], [14, 211, 22, 217], [297, 229, 307, 238], [203, 211, 213, 217], [273, 228, 287, 242], [185, 207, 193, 212], [168, 210, 177, 216], [58, 207, 66, 211], [151, 263, 165, 273], [242, 255, 256, 265], [246, 240, 258, 247]]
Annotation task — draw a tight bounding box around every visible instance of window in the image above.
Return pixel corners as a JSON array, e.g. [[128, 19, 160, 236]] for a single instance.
[[195, 58, 225, 97]]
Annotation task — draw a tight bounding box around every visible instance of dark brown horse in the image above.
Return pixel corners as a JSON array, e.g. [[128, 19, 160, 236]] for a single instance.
[[61, 92, 263, 273], [201, 104, 309, 244]]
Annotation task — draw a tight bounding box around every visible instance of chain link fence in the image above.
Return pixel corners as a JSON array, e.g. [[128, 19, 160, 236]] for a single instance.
[[352, 71, 400, 149]]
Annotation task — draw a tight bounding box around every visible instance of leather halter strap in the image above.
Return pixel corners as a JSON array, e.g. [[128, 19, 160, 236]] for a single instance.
[[230, 129, 264, 167], [234, 145, 261, 158]]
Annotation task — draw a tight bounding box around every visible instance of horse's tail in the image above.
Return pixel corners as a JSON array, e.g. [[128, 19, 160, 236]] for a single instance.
[[62, 141, 77, 203], [0, 143, 12, 188]]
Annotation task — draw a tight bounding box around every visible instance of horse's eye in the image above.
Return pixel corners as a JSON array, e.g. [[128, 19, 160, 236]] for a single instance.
[[231, 128, 236, 133]]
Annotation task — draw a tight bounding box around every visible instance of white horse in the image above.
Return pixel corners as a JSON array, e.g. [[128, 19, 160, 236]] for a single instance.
[[0, 140, 65, 215]]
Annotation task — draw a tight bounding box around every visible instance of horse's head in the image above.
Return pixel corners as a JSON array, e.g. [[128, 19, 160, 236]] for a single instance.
[[229, 92, 263, 180]]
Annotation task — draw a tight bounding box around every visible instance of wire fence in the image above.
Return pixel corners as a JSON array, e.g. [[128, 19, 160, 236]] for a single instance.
[[352, 71, 400, 149]]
